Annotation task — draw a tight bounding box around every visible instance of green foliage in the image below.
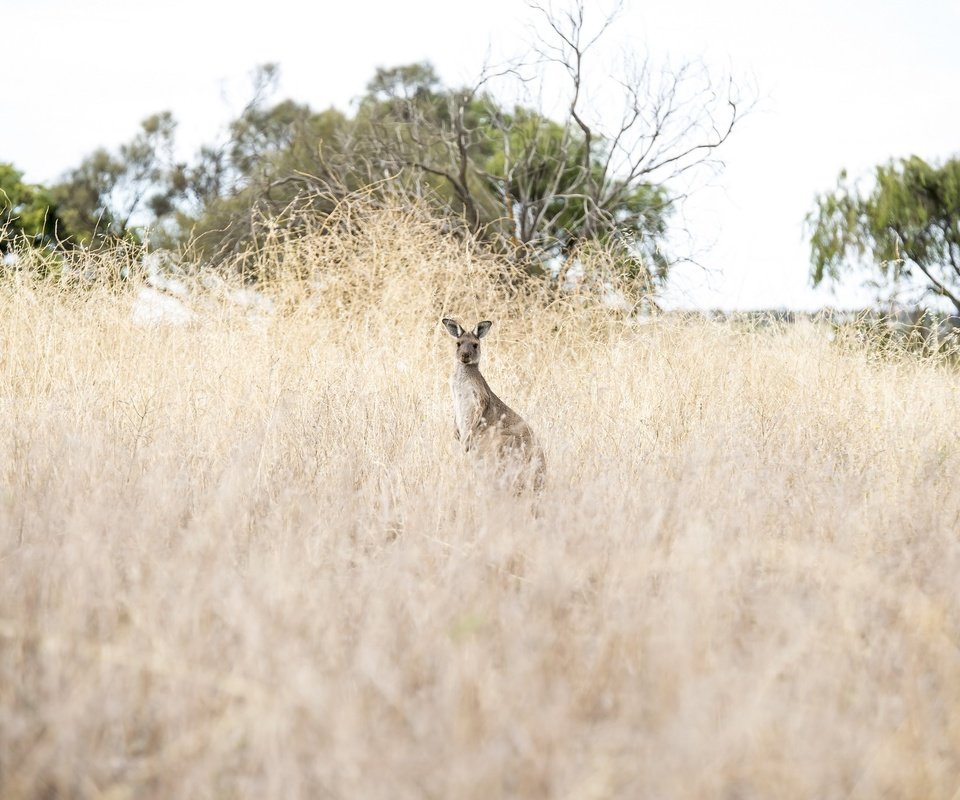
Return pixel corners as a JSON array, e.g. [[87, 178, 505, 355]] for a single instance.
[[348, 63, 673, 276], [179, 96, 353, 258], [0, 163, 64, 251], [17, 47, 723, 295], [51, 112, 180, 246], [160, 60, 672, 266], [808, 156, 960, 312], [365, 62, 442, 102], [482, 106, 590, 244], [9, 0, 747, 301]]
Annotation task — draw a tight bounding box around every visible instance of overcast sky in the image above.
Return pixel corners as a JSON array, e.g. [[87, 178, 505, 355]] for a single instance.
[[5, 0, 959, 310]]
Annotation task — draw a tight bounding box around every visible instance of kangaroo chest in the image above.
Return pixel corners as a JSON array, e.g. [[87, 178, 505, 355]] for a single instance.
[[451, 369, 491, 438]]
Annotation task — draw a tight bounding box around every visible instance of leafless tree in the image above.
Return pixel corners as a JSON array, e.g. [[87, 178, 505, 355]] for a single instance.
[[356, 0, 748, 284], [512, 0, 746, 250]]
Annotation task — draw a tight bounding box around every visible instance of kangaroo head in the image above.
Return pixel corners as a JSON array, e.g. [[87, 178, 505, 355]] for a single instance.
[[442, 318, 492, 365]]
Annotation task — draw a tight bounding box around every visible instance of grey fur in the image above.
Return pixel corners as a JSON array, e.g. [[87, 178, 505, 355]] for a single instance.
[[441, 317, 545, 492]]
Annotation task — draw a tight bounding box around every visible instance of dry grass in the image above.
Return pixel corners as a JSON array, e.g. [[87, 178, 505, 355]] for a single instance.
[[1, 203, 960, 799]]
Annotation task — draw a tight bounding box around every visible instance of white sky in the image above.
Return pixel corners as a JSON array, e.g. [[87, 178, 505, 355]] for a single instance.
[[5, 0, 959, 310]]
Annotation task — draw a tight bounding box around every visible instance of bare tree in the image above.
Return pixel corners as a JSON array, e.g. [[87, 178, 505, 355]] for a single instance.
[[512, 0, 745, 253], [355, 0, 747, 286]]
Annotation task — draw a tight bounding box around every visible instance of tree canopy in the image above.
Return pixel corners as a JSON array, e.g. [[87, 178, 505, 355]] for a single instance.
[[808, 156, 960, 314], [50, 112, 180, 247], [8, 1, 746, 296], [0, 163, 63, 252]]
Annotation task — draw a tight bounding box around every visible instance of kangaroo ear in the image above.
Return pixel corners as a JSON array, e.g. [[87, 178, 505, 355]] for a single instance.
[[442, 318, 464, 337], [475, 320, 493, 338]]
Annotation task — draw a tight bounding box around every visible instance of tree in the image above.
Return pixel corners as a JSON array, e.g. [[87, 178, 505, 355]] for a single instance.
[[171, 64, 355, 259], [518, 1, 738, 251], [352, 63, 498, 234], [40, 0, 747, 292], [51, 112, 181, 246], [350, 0, 743, 287], [808, 156, 960, 314], [0, 163, 64, 252]]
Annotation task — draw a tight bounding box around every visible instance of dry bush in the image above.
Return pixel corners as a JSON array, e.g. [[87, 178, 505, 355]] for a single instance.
[[1, 200, 959, 799]]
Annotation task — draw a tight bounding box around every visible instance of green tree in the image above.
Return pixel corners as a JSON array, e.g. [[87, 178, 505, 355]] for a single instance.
[[119, 0, 743, 290], [51, 112, 180, 246], [171, 53, 695, 286], [0, 163, 64, 251], [171, 64, 355, 259], [480, 105, 671, 275], [343, 0, 742, 287], [808, 156, 960, 313], [353, 58, 678, 281], [185, 104, 352, 258], [146, 0, 744, 291], [353, 63, 500, 233]]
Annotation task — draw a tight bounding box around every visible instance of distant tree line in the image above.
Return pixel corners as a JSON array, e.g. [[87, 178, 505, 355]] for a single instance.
[[1, 2, 746, 294]]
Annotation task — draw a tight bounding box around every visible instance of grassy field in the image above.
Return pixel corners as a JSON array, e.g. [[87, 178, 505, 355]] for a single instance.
[[2, 205, 959, 798]]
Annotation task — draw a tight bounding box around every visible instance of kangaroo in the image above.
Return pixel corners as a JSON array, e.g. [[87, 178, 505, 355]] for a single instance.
[[441, 317, 545, 492]]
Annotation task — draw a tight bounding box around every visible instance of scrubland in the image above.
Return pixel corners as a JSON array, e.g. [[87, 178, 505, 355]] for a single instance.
[[1, 203, 959, 799]]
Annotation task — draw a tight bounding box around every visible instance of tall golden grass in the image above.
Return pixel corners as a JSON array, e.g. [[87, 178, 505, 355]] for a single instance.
[[1, 201, 959, 798]]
